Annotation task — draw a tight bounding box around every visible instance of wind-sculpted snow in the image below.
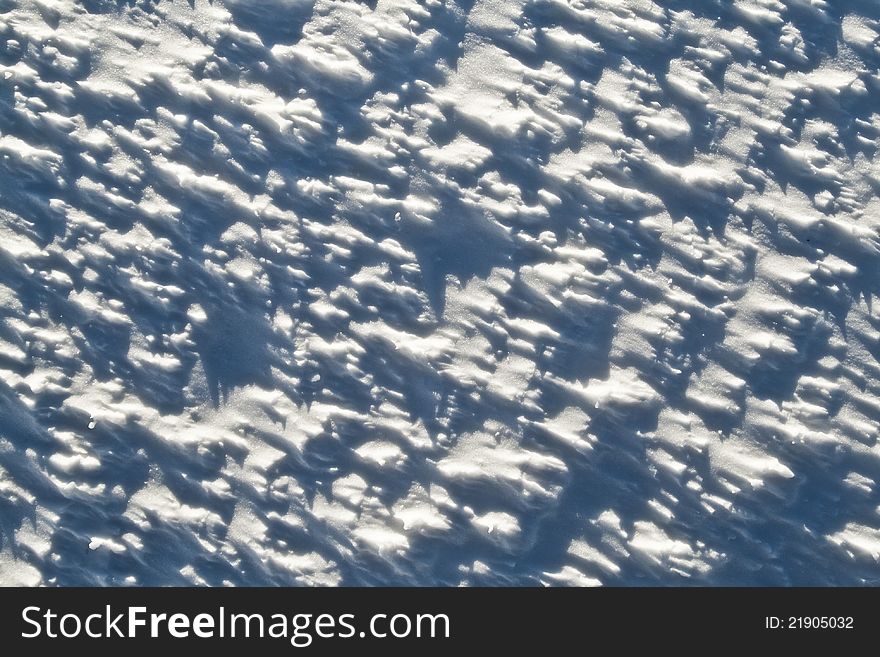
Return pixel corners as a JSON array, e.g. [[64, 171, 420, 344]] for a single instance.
[[0, 0, 879, 586]]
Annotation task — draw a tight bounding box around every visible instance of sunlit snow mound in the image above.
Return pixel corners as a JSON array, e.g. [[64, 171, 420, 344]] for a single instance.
[[0, 0, 879, 585]]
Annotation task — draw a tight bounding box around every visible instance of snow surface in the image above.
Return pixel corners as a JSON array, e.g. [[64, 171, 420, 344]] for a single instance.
[[0, 0, 879, 586]]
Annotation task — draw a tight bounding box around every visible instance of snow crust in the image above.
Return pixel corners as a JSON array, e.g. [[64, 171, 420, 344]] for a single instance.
[[0, 0, 879, 585]]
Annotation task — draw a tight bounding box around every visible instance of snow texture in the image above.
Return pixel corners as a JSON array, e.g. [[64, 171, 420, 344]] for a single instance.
[[0, 0, 879, 586]]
